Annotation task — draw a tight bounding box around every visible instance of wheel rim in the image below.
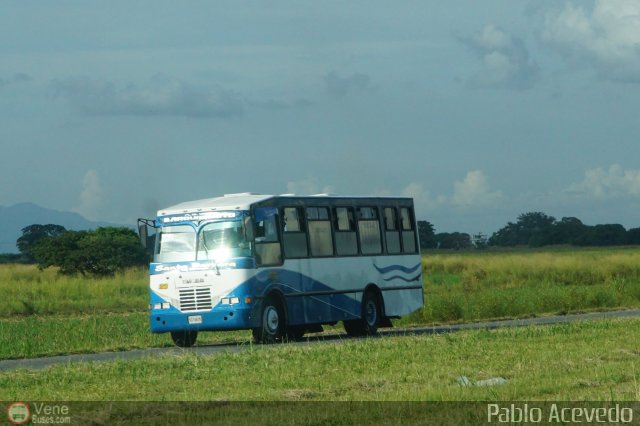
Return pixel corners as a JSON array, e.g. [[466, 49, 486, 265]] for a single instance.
[[264, 305, 279, 334], [365, 299, 377, 327]]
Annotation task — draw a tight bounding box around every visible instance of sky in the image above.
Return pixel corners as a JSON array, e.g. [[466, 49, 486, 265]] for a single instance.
[[1, 0, 640, 236]]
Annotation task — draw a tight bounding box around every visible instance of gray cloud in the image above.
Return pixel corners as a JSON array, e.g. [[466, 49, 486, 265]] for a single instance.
[[0, 73, 33, 87], [542, 0, 640, 83], [248, 98, 314, 110], [459, 24, 539, 90], [50, 76, 244, 118], [324, 71, 371, 98]]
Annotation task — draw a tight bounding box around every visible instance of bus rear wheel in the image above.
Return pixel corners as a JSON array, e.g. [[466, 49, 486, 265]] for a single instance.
[[171, 330, 198, 347], [344, 291, 381, 337], [252, 296, 285, 344]]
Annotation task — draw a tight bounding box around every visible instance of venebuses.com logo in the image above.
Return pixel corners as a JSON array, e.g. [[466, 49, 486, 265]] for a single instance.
[[6, 402, 71, 425], [7, 402, 31, 425]]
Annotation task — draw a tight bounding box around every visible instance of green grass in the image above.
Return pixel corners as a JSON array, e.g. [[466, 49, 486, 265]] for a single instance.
[[2, 318, 639, 401], [402, 248, 640, 325], [1, 247, 639, 360], [0, 264, 148, 317], [0, 312, 250, 359]]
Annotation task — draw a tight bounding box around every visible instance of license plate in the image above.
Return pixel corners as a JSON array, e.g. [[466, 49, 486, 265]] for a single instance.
[[188, 315, 202, 325]]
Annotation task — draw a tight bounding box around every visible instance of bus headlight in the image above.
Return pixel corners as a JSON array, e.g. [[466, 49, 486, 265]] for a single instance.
[[153, 303, 172, 310]]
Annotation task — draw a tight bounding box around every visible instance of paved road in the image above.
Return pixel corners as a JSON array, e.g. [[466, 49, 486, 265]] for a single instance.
[[1, 309, 639, 372]]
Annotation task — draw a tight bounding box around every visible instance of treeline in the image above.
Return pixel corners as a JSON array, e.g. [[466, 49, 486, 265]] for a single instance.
[[11, 224, 148, 275], [419, 212, 640, 249]]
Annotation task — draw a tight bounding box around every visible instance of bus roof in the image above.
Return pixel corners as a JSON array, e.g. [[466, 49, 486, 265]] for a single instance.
[[158, 193, 275, 216], [158, 193, 414, 217]]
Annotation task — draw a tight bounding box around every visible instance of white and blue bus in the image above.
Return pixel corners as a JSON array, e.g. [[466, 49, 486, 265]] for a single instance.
[[139, 193, 423, 346]]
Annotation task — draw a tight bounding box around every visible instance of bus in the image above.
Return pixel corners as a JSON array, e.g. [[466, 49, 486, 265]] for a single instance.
[[139, 193, 423, 346]]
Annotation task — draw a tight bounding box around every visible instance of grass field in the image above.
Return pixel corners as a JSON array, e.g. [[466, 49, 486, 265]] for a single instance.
[[406, 247, 640, 325], [1, 247, 640, 419], [1, 318, 639, 401], [1, 248, 640, 360]]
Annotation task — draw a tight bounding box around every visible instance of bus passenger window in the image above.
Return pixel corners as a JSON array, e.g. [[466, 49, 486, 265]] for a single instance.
[[357, 207, 382, 255], [282, 207, 308, 258], [283, 207, 302, 232], [400, 207, 417, 253], [384, 207, 401, 254], [334, 207, 358, 256], [307, 207, 333, 257]]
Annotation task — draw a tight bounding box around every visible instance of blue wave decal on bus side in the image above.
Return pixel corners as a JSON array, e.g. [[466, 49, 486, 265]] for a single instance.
[[373, 263, 421, 275], [382, 274, 421, 283]]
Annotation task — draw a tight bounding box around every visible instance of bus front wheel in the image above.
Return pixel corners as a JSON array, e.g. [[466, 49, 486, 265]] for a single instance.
[[171, 330, 198, 347], [253, 296, 285, 343], [344, 291, 381, 337]]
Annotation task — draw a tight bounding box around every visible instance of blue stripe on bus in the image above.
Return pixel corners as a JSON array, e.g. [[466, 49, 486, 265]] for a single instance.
[[373, 263, 421, 275]]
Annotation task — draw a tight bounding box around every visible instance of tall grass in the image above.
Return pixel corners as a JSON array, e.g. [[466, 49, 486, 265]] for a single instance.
[[405, 248, 640, 324], [0, 265, 148, 317]]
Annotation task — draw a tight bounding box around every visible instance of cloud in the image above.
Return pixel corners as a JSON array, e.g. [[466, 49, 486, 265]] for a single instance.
[[248, 98, 314, 110], [50, 76, 244, 118], [286, 177, 335, 195], [75, 170, 104, 220], [568, 164, 640, 198], [401, 182, 441, 213], [324, 71, 371, 98], [0, 73, 33, 88], [451, 170, 503, 206], [542, 0, 640, 83], [459, 24, 539, 90]]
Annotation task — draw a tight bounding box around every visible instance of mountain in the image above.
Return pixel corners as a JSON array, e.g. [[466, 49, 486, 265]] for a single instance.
[[0, 202, 126, 254]]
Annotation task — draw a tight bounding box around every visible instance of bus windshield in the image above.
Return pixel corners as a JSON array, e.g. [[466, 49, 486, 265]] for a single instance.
[[197, 219, 251, 261], [155, 217, 252, 263], [155, 225, 196, 263]]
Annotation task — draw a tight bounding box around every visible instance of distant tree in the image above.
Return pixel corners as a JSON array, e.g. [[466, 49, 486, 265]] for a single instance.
[[32, 230, 87, 274], [489, 212, 556, 247], [488, 221, 520, 246], [0, 253, 24, 264], [16, 224, 66, 261], [32, 227, 148, 276], [517, 212, 556, 247], [435, 232, 473, 250], [627, 228, 640, 245], [417, 220, 437, 249], [575, 224, 628, 246], [552, 217, 588, 245]]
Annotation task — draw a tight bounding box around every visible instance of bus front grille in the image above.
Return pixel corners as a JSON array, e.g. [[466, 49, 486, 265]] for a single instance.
[[179, 287, 213, 312]]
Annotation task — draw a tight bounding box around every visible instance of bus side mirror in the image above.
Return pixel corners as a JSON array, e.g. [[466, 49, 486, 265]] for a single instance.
[[137, 218, 155, 249]]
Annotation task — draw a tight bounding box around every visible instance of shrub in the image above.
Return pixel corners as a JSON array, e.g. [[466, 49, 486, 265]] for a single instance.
[[32, 227, 148, 276]]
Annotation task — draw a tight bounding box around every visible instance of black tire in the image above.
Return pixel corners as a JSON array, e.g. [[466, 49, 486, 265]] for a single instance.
[[252, 296, 286, 343], [171, 330, 198, 347], [343, 291, 381, 337]]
